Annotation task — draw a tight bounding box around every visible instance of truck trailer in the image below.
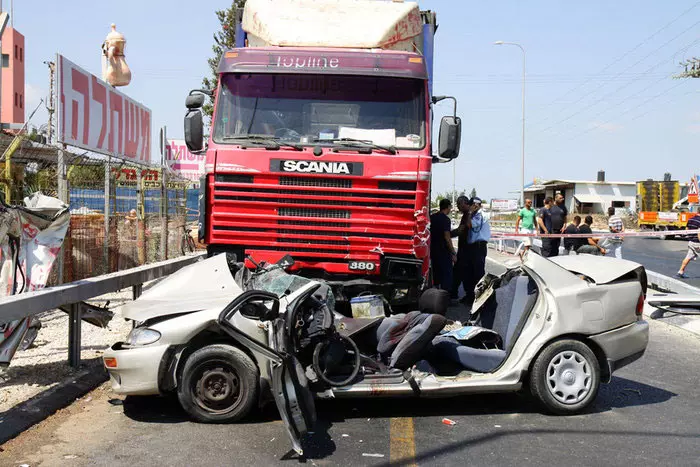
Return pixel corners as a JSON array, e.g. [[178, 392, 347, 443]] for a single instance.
[[183, 0, 461, 308]]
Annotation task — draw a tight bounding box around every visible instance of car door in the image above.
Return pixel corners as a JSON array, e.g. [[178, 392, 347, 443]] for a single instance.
[[217, 288, 317, 456]]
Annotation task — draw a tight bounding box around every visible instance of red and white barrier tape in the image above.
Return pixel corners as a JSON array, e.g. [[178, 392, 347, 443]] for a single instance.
[[490, 229, 700, 239]]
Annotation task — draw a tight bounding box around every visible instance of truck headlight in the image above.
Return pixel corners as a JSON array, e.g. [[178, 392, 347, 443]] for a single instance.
[[125, 327, 161, 346]]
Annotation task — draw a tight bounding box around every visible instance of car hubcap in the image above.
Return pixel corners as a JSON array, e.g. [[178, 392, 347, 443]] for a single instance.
[[194, 365, 241, 414], [546, 350, 592, 405]]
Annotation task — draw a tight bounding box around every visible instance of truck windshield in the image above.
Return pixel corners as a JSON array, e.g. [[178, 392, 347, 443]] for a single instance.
[[213, 74, 426, 150]]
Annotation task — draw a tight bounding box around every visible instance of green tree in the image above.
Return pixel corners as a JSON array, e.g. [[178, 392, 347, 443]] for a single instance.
[[202, 1, 246, 120], [431, 189, 466, 211], [469, 188, 477, 200]]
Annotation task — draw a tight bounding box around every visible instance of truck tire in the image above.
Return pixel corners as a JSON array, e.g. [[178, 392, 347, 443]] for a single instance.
[[530, 339, 600, 415], [178, 344, 258, 423]]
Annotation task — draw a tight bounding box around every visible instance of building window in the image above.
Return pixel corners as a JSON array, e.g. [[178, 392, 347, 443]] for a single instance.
[[19, 94, 23, 109], [1, 54, 8, 68], [14, 92, 18, 107], [19, 47, 22, 62], [14, 45, 17, 60], [612, 201, 626, 208]]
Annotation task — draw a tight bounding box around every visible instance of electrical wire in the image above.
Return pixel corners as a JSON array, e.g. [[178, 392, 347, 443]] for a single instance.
[[536, 29, 700, 136], [531, 1, 700, 127]]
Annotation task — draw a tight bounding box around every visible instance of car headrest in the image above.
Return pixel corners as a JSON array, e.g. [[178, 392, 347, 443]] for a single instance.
[[418, 288, 450, 316]]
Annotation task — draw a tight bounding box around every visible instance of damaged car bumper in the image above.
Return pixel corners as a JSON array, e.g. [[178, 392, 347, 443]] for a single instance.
[[590, 319, 649, 378], [103, 342, 170, 396]]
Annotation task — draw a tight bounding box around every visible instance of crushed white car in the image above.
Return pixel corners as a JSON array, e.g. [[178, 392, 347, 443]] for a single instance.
[[104, 251, 649, 454]]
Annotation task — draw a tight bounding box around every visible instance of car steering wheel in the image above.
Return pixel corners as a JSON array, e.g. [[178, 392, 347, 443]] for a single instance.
[[312, 334, 361, 387]]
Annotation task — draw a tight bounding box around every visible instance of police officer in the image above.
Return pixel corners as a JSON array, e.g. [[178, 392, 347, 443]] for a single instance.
[[430, 198, 457, 289]]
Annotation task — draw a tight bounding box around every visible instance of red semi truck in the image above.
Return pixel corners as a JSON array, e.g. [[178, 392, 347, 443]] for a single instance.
[[184, 0, 460, 307]]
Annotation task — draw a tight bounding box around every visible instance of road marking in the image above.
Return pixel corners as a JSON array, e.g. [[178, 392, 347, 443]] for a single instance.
[[390, 417, 416, 466]]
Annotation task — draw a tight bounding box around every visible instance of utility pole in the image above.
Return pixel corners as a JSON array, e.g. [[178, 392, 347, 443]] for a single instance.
[[675, 58, 700, 78], [45, 61, 55, 144], [494, 41, 526, 208]]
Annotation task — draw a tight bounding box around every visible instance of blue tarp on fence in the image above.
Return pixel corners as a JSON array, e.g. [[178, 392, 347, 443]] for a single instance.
[[69, 188, 199, 221]]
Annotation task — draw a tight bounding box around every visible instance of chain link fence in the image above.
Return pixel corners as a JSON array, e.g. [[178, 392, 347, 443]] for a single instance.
[[0, 130, 201, 285]]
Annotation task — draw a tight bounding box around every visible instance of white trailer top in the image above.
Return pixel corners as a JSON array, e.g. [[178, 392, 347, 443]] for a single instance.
[[242, 0, 423, 51]]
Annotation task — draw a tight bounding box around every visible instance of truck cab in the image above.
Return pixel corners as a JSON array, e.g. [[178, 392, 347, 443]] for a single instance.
[[183, 0, 460, 309]]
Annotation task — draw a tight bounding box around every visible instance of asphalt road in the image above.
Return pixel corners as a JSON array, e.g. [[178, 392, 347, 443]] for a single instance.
[[3, 319, 699, 467], [622, 237, 700, 288]]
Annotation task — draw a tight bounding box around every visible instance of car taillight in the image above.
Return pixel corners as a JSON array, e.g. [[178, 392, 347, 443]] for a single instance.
[[636, 293, 645, 317]]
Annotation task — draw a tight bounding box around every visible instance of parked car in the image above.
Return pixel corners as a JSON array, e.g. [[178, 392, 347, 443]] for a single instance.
[[103, 251, 649, 455]]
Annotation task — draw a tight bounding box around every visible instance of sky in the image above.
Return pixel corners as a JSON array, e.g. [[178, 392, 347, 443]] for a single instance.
[[9, 0, 700, 201]]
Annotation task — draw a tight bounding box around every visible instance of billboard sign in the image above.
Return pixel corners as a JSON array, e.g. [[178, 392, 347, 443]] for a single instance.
[[111, 167, 190, 189], [57, 54, 151, 162], [491, 198, 519, 211], [165, 139, 205, 183]]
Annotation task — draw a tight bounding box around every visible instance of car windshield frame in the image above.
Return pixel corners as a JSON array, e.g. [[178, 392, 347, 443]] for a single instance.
[[212, 73, 427, 151]]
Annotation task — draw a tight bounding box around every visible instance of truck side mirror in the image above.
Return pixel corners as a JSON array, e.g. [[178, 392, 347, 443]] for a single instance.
[[438, 116, 461, 160], [185, 94, 205, 109], [184, 109, 204, 153]]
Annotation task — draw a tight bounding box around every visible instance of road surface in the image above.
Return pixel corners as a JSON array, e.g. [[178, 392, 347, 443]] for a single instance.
[[2, 319, 699, 467], [622, 237, 700, 289]]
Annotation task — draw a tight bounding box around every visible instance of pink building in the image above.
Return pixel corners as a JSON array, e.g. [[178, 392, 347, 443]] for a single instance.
[[1, 27, 25, 125]]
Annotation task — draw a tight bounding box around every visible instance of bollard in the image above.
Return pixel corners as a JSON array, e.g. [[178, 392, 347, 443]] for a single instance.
[[132, 283, 143, 300], [68, 303, 82, 368]]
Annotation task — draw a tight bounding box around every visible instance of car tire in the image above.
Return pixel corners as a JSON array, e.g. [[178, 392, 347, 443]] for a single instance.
[[178, 344, 258, 423], [530, 339, 600, 415]]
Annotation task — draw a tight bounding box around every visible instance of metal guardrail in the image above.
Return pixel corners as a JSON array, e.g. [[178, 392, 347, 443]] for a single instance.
[[646, 270, 700, 295], [0, 252, 206, 367]]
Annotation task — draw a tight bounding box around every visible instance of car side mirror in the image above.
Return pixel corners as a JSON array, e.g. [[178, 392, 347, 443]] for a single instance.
[[438, 116, 461, 160], [239, 299, 280, 321], [184, 109, 204, 153]]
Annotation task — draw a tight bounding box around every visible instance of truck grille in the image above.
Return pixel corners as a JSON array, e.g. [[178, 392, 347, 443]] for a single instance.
[[280, 176, 352, 188], [279, 207, 350, 219], [210, 174, 421, 259]]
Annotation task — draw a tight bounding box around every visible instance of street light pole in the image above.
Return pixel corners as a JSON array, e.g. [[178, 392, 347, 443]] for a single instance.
[[494, 41, 526, 207]]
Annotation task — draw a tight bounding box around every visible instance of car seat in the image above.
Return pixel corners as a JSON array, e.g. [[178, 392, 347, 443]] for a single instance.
[[376, 311, 447, 370], [431, 274, 538, 373]]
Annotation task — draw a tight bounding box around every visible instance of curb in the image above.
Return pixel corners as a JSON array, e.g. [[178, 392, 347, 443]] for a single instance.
[[0, 358, 108, 445]]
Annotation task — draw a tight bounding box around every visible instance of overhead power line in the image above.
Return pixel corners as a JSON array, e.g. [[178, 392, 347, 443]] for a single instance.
[[531, 1, 700, 127], [534, 33, 700, 137]]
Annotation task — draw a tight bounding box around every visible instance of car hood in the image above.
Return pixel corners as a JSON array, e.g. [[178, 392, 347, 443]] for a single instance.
[[119, 254, 243, 322], [548, 255, 643, 284]]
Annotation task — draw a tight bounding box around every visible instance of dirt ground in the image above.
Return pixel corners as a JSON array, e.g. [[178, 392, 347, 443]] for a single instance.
[[0, 291, 134, 413]]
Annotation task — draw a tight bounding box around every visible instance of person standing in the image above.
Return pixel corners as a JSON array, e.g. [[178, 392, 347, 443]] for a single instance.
[[604, 206, 624, 259], [547, 193, 568, 257], [677, 214, 700, 278], [463, 197, 491, 304], [563, 215, 582, 255], [430, 198, 457, 289], [576, 215, 606, 255], [450, 196, 470, 299], [537, 197, 555, 257], [515, 198, 537, 255]]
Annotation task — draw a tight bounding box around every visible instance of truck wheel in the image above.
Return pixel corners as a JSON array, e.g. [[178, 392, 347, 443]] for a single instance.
[[530, 339, 600, 415], [178, 344, 258, 423]]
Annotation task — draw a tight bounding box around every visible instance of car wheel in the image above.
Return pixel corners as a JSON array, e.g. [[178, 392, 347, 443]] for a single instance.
[[530, 339, 600, 415], [178, 344, 258, 423]]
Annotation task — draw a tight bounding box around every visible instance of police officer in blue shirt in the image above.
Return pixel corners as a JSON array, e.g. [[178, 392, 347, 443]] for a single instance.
[[463, 197, 491, 305]]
